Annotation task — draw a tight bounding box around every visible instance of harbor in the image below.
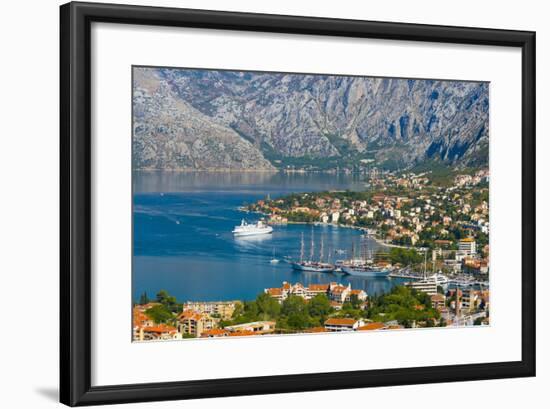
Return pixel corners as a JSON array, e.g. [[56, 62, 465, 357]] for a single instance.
[[133, 171, 400, 303], [132, 169, 492, 344], [129, 68, 492, 341]]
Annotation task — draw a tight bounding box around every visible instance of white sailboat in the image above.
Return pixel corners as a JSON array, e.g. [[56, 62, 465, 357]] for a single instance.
[[270, 248, 280, 264]]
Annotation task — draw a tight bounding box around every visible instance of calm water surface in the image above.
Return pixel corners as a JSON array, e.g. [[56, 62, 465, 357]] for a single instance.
[[133, 171, 403, 302]]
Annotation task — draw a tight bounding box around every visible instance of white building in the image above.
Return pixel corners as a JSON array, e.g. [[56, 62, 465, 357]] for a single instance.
[[406, 278, 438, 296], [225, 321, 276, 334], [458, 238, 477, 255], [461, 290, 479, 312], [324, 318, 364, 332]]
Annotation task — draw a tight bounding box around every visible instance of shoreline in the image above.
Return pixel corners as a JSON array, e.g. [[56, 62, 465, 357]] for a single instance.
[[370, 235, 414, 250], [133, 168, 279, 173], [132, 168, 371, 175], [241, 207, 416, 249]]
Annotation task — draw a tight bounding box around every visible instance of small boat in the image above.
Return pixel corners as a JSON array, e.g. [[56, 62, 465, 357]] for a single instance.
[[269, 249, 280, 264]]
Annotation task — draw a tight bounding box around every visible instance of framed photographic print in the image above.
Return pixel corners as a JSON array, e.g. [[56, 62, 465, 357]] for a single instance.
[[60, 1, 536, 406]]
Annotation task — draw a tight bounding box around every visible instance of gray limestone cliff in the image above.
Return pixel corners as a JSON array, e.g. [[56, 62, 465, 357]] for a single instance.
[[133, 67, 489, 171]]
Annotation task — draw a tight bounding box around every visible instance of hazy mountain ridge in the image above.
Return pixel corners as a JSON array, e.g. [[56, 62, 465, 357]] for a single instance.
[[133, 67, 489, 170]]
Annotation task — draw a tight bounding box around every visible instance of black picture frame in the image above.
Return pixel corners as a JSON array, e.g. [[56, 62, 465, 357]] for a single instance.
[[60, 1, 536, 406]]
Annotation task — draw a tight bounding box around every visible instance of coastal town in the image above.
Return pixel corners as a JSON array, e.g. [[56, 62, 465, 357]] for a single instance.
[[133, 278, 489, 341], [132, 167, 490, 342], [251, 168, 489, 245], [247, 167, 490, 276]]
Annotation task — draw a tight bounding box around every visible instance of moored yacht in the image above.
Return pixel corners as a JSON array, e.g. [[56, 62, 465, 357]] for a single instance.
[[429, 271, 450, 287], [339, 237, 391, 277], [340, 262, 392, 277]]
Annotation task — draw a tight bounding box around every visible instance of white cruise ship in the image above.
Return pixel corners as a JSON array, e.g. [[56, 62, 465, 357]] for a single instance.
[[232, 219, 273, 237]]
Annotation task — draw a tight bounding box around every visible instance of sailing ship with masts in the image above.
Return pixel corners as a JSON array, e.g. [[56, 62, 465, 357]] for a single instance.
[[291, 230, 335, 273], [339, 235, 392, 277]]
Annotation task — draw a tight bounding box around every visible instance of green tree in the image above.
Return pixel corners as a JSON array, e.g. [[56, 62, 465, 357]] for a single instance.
[[255, 292, 281, 320], [144, 304, 174, 324], [307, 294, 332, 319], [473, 317, 484, 326], [367, 285, 440, 326], [281, 296, 309, 330], [388, 248, 423, 266], [231, 302, 244, 319], [242, 300, 260, 321], [139, 291, 149, 305], [281, 295, 307, 316], [287, 311, 309, 329], [156, 290, 179, 312], [349, 293, 362, 309]]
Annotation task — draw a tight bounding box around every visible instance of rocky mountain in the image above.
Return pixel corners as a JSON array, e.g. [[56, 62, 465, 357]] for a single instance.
[[133, 67, 489, 171], [133, 69, 275, 170]]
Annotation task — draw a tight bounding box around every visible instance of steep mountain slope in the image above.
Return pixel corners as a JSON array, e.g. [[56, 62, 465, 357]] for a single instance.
[[133, 69, 275, 170], [133, 67, 489, 170]]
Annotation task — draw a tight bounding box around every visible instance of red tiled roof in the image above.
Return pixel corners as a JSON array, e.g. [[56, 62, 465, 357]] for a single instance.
[[178, 310, 203, 321], [133, 308, 152, 327], [308, 284, 329, 291], [228, 330, 256, 337], [143, 324, 177, 334], [201, 329, 229, 337], [305, 327, 328, 333], [357, 322, 386, 331], [324, 318, 357, 326], [431, 294, 446, 301]]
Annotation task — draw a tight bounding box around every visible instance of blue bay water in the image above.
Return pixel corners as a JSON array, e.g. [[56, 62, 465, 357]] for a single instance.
[[133, 171, 403, 302]]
